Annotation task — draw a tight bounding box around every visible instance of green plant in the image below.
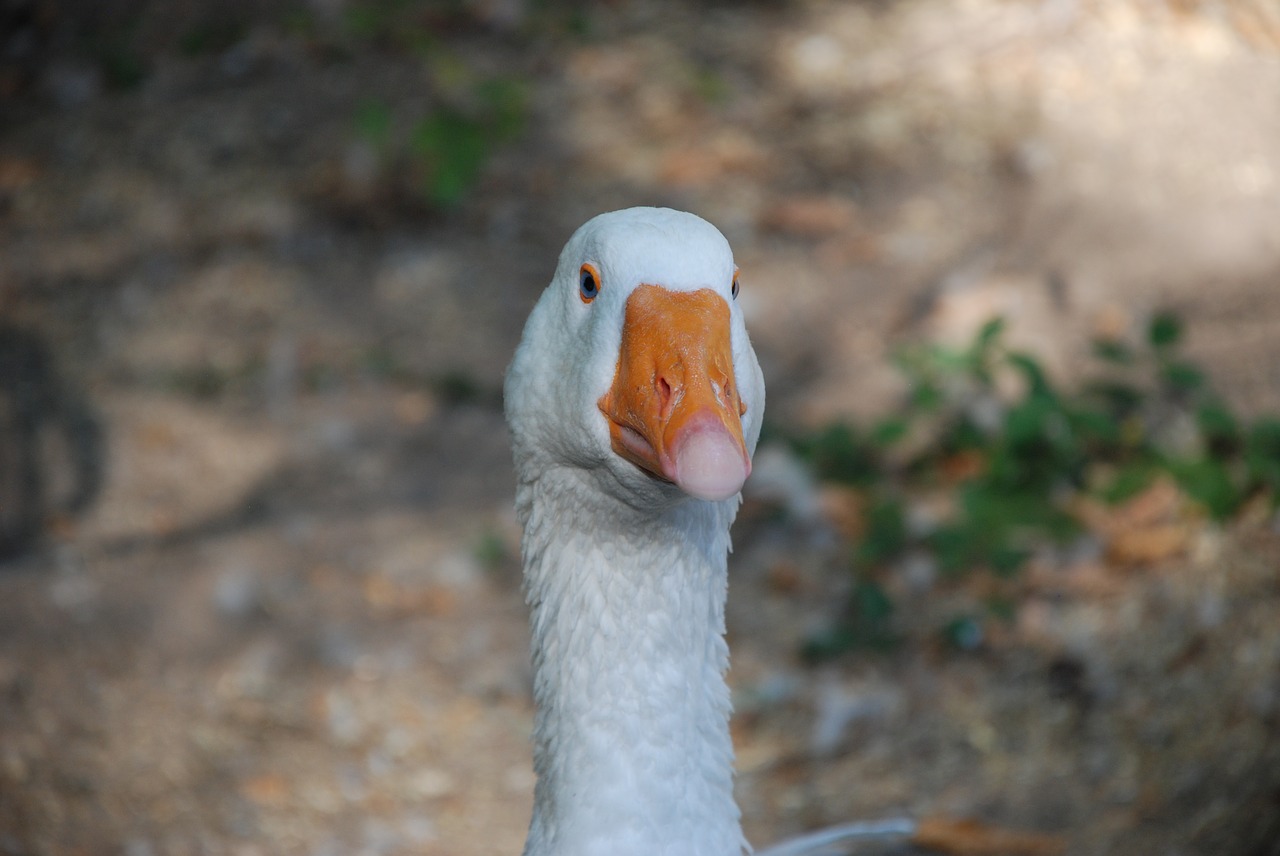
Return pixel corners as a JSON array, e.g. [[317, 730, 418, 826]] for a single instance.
[[802, 578, 898, 662], [353, 71, 526, 209], [178, 16, 249, 56], [81, 15, 149, 90], [783, 312, 1279, 659], [473, 529, 509, 573]]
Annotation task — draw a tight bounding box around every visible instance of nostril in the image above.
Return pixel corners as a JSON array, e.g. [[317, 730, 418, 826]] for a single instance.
[[657, 376, 673, 416]]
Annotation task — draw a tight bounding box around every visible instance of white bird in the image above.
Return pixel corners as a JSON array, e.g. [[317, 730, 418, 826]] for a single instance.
[[505, 208, 913, 856]]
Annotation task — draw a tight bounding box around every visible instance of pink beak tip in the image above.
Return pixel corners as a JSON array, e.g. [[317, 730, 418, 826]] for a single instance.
[[671, 428, 750, 502]]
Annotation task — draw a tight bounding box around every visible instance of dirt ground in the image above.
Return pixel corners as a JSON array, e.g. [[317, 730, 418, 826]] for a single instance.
[[2, 1, 1280, 854]]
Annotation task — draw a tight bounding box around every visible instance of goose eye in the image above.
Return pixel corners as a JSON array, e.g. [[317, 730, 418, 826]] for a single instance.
[[731, 274, 740, 299], [579, 264, 601, 303]]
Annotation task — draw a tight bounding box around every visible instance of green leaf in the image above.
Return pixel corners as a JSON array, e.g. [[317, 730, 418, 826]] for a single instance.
[[853, 578, 894, 623], [928, 523, 981, 575], [871, 417, 909, 447], [974, 316, 1007, 351], [986, 596, 1018, 622], [1148, 311, 1183, 349], [1247, 417, 1280, 453], [937, 417, 986, 453], [475, 78, 527, 141], [354, 100, 393, 149], [433, 370, 481, 405], [343, 4, 387, 40], [856, 499, 907, 565], [1168, 457, 1240, 520], [1092, 338, 1135, 365], [411, 109, 490, 207], [967, 317, 1006, 378], [1006, 352, 1055, 397], [943, 615, 984, 651], [179, 18, 248, 56], [989, 545, 1030, 577], [801, 421, 878, 485], [473, 530, 508, 570], [691, 67, 732, 105], [800, 627, 855, 662], [1161, 361, 1205, 393], [800, 578, 898, 660], [1069, 407, 1122, 448], [1245, 417, 1280, 495], [1100, 460, 1160, 504], [959, 481, 1078, 541], [909, 379, 944, 412], [1196, 400, 1240, 452], [1003, 396, 1063, 450], [1085, 380, 1145, 418], [98, 44, 148, 90]]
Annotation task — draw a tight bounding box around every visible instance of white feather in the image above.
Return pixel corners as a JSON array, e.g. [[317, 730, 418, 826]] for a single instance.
[[506, 208, 764, 856]]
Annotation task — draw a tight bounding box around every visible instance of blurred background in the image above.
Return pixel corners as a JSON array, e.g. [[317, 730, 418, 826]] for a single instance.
[[2, 0, 1279, 854]]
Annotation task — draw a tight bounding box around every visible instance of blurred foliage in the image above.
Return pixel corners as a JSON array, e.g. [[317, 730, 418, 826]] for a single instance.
[[81, 13, 149, 90], [307, 0, 534, 209], [782, 313, 1280, 660], [473, 528, 510, 573], [353, 64, 527, 208], [178, 15, 250, 57], [51, 0, 532, 211]]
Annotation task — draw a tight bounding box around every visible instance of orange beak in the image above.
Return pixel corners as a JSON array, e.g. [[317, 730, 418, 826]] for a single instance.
[[598, 284, 751, 501]]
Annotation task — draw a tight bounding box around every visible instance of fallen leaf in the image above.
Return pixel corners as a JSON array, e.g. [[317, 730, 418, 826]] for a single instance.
[[940, 449, 987, 482], [912, 816, 1066, 855], [241, 772, 290, 806], [817, 485, 865, 540], [759, 195, 859, 236], [816, 232, 883, 267], [1025, 562, 1128, 598], [394, 390, 437, 427], [766, 560, 804, 594], [658, 133, 769, 187], [1092, 304, 1131, 341], [363, 574, 458, 617], [1106, 524, 1191, 566], [1111, 477, 1184, 530], [0, 157, 41, 191]]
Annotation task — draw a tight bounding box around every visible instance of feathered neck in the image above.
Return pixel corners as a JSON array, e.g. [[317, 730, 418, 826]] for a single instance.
[[517, 465, 746, 856]]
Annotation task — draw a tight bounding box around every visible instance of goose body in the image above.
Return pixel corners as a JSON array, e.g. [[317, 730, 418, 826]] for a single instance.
[[505, 208, 765, 856]]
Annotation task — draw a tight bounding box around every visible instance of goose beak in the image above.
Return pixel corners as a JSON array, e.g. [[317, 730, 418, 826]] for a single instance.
[[598, 284, 751, 501]]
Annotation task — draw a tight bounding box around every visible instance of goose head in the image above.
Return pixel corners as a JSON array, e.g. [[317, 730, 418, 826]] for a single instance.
[[506, 207, 765, 509]]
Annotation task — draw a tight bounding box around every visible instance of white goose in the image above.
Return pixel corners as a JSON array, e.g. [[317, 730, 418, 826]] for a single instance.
[[504, 208, 913, 856]]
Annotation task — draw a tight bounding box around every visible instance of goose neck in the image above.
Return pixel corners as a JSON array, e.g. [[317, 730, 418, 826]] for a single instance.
[[519, 471, 745, 856]]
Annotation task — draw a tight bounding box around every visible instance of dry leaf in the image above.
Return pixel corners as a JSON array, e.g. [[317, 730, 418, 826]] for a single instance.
[[0, 157, 41, 191], [1111, 477, 1183, 530], [241, 772, 290, 806], [394, 390, 437, 427], [766, 560, 804, 594], [1091, 304, 1131, 341], [363, 574, 458, 617], [1071, 477, 1195, 568], [1106, 524, 1191, 566], [940, 450, 986, 482], [912, 816, 1066, 855], [658, 149, 721, 188], [759, 195, 859, 236], [816, 232, 883, 267], [817, 485, 865, 540], [658, 134, 769, 188], [1025, 562, 1127, 598]]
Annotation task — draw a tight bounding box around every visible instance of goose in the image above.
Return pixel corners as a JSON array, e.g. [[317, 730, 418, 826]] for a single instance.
[[504, 207, 918, 856]]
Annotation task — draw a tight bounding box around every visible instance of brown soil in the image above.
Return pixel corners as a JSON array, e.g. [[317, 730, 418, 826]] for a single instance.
[[1, 2, 1279, 854]]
